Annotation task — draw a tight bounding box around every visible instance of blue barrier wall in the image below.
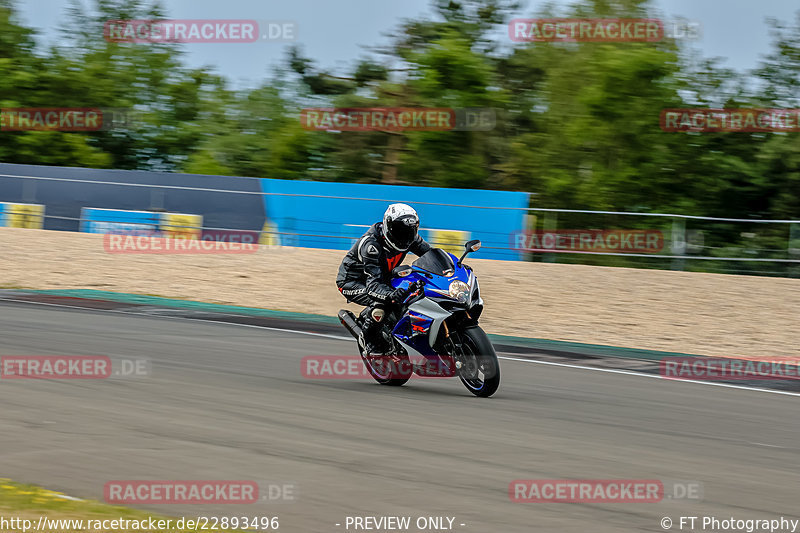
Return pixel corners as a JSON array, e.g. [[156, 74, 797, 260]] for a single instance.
[[259, 179, 529, 260], [81, 208, 161, 234], [0, 164, 529, 260]]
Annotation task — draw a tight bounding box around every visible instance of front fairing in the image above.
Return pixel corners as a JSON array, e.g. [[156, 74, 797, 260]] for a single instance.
[[390, 251, 473, 302], [390, 251, 483, 357]]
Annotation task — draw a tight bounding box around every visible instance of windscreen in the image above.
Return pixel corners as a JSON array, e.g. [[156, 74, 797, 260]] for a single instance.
[[412, 248, 455, 275]]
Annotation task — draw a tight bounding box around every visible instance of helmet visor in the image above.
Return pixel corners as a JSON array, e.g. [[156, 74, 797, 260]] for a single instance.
[[387, 216, 418, 250]]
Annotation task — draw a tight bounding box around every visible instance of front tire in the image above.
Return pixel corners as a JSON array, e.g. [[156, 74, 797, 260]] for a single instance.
[[454, 326, 500, 397]]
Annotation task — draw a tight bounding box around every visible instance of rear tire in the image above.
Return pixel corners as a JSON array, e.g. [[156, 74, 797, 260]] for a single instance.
[[359, 348, 412, 387], [455, 326, 500, 397]]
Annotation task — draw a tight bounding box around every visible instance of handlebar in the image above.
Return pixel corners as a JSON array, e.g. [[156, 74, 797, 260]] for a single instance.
[[401, 280, 425, 305]]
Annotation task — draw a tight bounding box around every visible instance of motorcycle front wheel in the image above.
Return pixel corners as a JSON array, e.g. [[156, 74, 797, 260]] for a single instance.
[[451, 326, 501, 397]]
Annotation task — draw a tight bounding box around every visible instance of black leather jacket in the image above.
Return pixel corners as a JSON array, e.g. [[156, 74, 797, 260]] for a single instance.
[[336, 222, 432, 302]]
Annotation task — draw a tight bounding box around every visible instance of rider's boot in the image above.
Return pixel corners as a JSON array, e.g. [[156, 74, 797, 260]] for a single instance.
[[358, 306, 390, 356]]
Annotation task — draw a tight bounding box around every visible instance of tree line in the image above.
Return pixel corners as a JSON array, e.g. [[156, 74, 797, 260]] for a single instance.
[[0, 0, 798, 223]]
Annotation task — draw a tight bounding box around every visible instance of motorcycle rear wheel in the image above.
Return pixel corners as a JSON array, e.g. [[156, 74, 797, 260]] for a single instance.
[[359, 349, 412, 387]]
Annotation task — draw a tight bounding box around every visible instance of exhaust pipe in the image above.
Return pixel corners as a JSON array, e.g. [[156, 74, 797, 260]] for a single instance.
[[338, 310, 362, 339]]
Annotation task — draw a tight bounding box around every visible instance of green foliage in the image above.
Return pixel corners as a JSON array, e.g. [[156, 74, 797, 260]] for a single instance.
[[0, 0, 798, 225]]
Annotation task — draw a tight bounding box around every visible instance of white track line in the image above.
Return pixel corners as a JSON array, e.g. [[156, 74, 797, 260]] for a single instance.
[[0, 298, 351, 341], [53, 494, 84, 501], [498, 355, 800, 398], [3, 297, 799, 398]]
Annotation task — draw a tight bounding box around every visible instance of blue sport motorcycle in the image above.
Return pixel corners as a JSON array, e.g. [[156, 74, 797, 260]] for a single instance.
[[338, 240, 500, 397]]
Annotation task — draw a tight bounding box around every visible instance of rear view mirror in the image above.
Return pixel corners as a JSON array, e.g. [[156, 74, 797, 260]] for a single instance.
[[392, 265, 413, 277], [458, 240, 482, 265]]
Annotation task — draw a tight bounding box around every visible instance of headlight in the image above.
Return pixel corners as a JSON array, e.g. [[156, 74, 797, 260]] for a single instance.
[[448, 280, 470, 304]]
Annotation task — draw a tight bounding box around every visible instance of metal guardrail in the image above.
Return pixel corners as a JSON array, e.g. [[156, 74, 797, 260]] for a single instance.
[[1, 172, 796, 222]]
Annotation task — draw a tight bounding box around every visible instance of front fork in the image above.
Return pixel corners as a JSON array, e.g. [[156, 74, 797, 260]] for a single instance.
[[437, 314, 480, 377]]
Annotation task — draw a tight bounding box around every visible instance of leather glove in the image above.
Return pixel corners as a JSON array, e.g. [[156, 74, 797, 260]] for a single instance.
[[389, 286, 410, 303], [390, 281, 422, 303]]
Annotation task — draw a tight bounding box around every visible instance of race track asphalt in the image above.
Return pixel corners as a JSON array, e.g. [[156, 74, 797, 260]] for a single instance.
[[0, 301, 798, 533]]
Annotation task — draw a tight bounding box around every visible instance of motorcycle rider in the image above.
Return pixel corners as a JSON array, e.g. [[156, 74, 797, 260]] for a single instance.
[[336, 203, 431, 355]]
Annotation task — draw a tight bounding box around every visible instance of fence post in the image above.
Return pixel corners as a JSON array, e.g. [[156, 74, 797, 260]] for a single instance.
[[543, 212, 557, 263], [790, 223, 800, 277], [671, 218, 686, 271], [523, 214, 536, 261]]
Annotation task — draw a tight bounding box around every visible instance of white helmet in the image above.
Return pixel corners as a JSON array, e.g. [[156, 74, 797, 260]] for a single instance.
[[382, 203, 419, 252]]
